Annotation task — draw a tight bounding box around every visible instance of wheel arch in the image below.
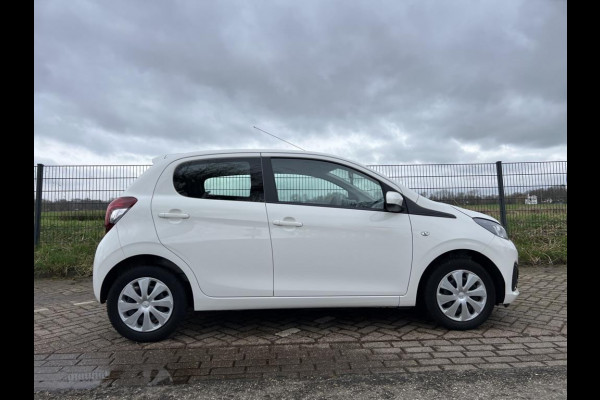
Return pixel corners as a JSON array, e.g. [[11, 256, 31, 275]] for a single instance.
[[416, 249, 506, 306], [99, 254, 194, 307]]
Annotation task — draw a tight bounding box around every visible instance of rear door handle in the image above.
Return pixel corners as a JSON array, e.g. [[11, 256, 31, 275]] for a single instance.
[[159, 212, 190, 219], [273, 219, 303, 227]]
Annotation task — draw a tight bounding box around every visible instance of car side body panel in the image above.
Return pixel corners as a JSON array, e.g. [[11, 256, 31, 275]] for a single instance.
[[93, 149, 519, 314]]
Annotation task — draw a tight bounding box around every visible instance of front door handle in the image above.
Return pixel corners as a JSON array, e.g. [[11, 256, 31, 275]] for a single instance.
[[159, 212, 190, 219], [273, 219, 303, 227]]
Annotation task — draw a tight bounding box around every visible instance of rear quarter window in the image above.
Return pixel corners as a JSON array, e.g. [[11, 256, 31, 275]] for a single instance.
[[173, 158, 264, 202]]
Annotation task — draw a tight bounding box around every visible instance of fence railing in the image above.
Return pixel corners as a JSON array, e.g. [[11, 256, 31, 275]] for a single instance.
[[33, 161, 566, 247]]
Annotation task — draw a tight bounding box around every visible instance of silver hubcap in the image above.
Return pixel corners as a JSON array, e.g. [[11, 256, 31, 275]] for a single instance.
[[436, 270, 487, 322], [117, 277, 174, 332]]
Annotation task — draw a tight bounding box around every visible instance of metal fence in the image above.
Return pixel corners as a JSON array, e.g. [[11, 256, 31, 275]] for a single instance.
[[33, 161, 566, 247], [33, 165, 151, 246]]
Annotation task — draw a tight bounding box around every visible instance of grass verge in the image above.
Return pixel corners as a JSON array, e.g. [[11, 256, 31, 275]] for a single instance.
[[34, 208, 566, 278]]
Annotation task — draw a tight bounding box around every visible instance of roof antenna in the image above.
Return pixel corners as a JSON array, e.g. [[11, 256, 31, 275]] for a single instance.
[[253, 125, 306, 151]]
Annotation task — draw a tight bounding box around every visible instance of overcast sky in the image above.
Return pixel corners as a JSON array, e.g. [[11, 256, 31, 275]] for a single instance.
[[34, 0, 566, 165]]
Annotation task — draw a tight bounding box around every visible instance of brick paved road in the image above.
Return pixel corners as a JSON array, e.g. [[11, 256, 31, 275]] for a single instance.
[[34, 266, 567, 390]]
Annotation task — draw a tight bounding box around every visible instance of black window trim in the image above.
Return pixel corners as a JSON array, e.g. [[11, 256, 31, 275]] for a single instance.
[[173, 156, 265, 202]]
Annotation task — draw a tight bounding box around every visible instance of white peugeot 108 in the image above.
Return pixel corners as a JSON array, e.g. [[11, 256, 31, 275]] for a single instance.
[[93, 149, 519, 342]]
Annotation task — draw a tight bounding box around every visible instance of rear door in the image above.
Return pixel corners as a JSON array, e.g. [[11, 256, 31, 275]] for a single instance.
[[152, 154, 273, 297]]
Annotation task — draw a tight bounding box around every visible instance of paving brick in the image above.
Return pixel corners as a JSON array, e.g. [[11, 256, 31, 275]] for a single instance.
[[34, 366, 62, 374], [315, 361, 350, 370], [484, 356, 520, 363], [525, 342, 556, 349], [401, 353, 432, 360], [166, 362, 200, 370], [200, 360, 234, 368], [281, 363, 316, 372], [549, 353, 568, 360], [441, 364, 478, 371], [478, 338, 512, 344], [452, 357, 484, 364], [246, 365, 281, 373], [516, 354, 555, 362], [449, 339, 482, 346], [372, 347, 404, 354], [543, 360, 568, 367], [212, 352, 245, 361], [77, 358, 112, 366], [406, 365, 441, 373], [391, 341, 422, 348], [478, 363, 512, 370], [60, 365, 98, 373], [420, 340, 453, 346], [510, 361, 546, 368], [33, 373, 68, 381], [382, 359, 418, 367], [209, 366, 245, 375], [433, 345, 465, 352], [432, 352, 463, 358], [495, 349, 530, 357], [464, 351, 495, 358], [370, 367, 408, 374], [235, 358, 268, 367], [33, 266, 567, 388], [405, 346, 433, 353], [371, 354, 401, 361], [47, 353, 80, 360], [44, 359, 79, 367], [77, 352, 113, 359], [465, 345, 496, 351], [417, 358, 451, 366], [172, 368, 210, 377], [527, 348, 559, 355]]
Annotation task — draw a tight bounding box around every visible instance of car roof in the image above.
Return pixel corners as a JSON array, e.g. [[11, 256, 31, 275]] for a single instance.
[[153, 149, 350, 163]]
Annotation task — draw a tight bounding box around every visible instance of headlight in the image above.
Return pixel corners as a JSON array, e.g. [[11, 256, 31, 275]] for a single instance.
[[473, 217, 509, 239]]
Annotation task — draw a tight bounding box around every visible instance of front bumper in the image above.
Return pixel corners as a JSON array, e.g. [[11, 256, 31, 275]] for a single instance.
[[502, 262, 519, 305], [487, 237, 520, 306]]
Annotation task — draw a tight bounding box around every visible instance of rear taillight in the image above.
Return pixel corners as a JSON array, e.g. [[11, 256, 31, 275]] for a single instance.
[[105, 196, 138, 233]]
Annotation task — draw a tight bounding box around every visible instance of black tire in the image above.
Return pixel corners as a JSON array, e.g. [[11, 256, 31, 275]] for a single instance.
[[107, 266, 187, 342], [424, 258, 496, 330]]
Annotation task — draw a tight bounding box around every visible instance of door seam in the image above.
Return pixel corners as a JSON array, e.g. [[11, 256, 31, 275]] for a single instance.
[[263, 203, 275, 296]]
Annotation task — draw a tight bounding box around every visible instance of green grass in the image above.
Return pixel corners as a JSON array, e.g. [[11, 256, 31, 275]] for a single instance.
[[461, 204, 567, 266], [34, 206, 566, 278], [34, 211, 104, 277]]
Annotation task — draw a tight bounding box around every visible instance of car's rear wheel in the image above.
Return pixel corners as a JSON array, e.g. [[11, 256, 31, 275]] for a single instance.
[[107, 266, 187, 342], [424, 258, 496, 330]]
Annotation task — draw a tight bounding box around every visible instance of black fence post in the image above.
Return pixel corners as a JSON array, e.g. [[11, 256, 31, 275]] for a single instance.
[[34, 164, 44, 247], [495, 161, 508, 231]]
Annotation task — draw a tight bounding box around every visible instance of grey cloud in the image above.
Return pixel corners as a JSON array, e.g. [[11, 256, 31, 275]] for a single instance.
[[34, 0, 566, 164]]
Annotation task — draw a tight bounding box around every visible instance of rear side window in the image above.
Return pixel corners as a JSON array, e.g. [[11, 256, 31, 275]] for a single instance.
[[173, 158, 264, 202]]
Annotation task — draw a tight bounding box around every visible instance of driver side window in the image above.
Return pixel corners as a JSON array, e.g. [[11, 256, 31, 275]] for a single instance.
[[271, 158, 384, 210], [275, 174, 348, 204]]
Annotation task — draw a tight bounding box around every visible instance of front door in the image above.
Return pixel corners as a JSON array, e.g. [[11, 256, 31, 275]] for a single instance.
[[152, 155, 273, 297], [264, 157, 413, 297]]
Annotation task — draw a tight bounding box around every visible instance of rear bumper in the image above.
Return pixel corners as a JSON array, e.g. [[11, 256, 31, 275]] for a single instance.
[[92, 227, 124, 302]]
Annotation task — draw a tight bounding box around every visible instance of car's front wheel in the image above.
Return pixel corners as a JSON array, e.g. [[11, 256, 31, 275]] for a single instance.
[[424, 259, 496, 330], [107, 266, 187, 342]]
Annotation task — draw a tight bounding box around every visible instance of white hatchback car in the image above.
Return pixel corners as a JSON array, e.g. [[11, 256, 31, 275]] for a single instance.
[[93, 149, 519, 342]]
